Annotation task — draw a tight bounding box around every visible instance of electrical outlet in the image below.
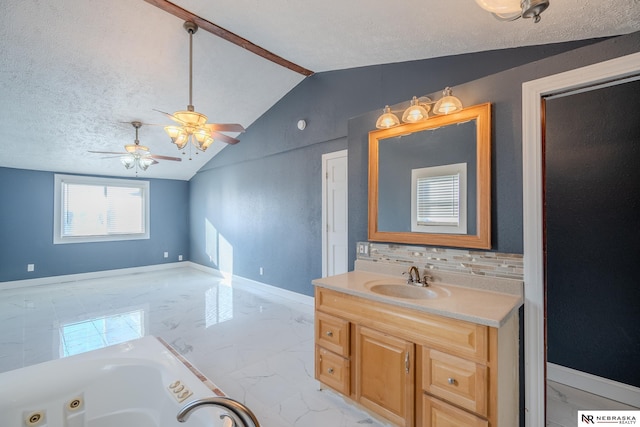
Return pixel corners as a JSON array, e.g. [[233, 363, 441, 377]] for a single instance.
[[178, 255, 183, 261], [259, 267, 264, 275], [164, 252, 168, 258], [27, 264, 35, 272]]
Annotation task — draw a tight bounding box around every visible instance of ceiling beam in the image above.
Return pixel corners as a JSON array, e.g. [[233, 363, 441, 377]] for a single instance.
[[143, 0, 314, 77]]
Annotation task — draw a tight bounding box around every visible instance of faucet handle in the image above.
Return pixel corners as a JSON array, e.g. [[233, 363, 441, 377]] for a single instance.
[[421, 274, 432, 286]]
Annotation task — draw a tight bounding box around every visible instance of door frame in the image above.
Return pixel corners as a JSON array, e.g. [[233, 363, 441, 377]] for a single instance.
[[322, 149, 348, 277], [522, 51, 640, 426]]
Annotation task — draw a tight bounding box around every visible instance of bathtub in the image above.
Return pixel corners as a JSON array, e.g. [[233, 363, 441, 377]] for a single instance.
[[0, 336, 229, 427]]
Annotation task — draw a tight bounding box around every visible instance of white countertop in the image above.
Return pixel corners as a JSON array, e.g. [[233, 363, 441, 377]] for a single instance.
[[312, 270, 522, 327]]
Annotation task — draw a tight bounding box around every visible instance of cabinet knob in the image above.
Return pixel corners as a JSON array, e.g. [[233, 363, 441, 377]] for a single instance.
[[326, 331, 333, 337], [328, 367, 335, 374], [447, 377, 456, 385]]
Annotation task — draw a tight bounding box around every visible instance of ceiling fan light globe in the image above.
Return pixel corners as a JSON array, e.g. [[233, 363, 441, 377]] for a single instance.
[[193, 128, 211, 144], [120, 156, 135, 169], [166, 126, 189, 148], [200, 136, 215, 151], [176, 137, 189, 150], [174, 110, 208, 127], [139, 157, 154, 168]]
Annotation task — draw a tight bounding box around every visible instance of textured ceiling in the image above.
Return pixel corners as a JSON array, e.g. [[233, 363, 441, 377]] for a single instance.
[[1, 0, 639, 180]]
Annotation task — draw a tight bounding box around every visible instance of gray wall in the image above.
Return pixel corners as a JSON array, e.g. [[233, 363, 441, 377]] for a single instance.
[[0, 167, 190, 282], [190, 40, 602, 296], [348, 32, 640, 265]]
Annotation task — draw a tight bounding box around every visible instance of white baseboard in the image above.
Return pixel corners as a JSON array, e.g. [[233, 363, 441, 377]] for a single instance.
[[547, 362, 640, 408], [189, 263, 314, 306], [229, 275, 314, 307], [1, 261, 314, 307], [0, 262, 191, 291]]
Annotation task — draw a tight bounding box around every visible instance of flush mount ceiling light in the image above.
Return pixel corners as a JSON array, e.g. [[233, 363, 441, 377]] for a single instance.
[[474, 0, 550, 23], [158, 21, 245, 155], [375, 88, 463, 129], [89, 121, 181, 174]]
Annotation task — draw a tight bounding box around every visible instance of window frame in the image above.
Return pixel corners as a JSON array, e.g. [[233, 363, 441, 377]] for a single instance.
[[53, 174, 150, 244]]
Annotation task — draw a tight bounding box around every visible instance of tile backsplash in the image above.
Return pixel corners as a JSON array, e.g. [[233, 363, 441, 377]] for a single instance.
[[358, 242, 523, 281]]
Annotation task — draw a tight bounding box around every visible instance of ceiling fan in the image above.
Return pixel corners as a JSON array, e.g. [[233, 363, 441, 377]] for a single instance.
[[158, 21, 245, 153], [89, 121, 181, 172]]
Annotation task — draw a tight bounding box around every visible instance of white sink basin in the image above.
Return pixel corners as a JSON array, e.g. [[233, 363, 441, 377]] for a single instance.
[[364, 279, 441, 299]]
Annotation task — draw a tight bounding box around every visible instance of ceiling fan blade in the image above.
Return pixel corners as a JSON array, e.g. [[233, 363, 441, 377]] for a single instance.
[[210, 130, 240, 145], [88, 150, 128, 155], [153, 108, 185, 125], [148, 154, 182, 162], [205, 123, 245, 133]]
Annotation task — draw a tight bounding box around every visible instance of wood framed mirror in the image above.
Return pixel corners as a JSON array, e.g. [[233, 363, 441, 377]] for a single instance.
[[368, 102, 491, 249]]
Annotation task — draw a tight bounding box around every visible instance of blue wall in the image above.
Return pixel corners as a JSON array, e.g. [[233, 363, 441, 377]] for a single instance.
[[347, 33, 640, 266], [189, 40, 604, 296], [0, 167, 190, 282]]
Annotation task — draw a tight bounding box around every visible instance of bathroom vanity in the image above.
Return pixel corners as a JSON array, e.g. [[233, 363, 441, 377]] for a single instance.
[[313, 268, 522, 427]]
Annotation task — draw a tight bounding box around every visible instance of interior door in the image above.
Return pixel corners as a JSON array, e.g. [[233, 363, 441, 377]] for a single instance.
[[322, 150, 348, 277]]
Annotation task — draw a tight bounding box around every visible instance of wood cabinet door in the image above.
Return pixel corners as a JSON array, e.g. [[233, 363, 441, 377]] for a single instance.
[[355, 325, 414, 427]]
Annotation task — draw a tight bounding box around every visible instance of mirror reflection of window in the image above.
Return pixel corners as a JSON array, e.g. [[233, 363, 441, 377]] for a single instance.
[[411, 163, 467, 234]]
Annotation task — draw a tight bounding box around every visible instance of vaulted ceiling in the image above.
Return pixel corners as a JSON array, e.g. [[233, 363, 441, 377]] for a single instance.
[[1, 0, 638, 180]]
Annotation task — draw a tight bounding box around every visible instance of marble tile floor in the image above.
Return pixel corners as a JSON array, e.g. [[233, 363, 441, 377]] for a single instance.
[[0, 267, 392, 427], [3, 266, 633, 426], [546, 380, 638, 427]]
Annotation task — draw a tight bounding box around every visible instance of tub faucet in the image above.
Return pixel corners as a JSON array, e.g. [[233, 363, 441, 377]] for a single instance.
[[177, 397, 260, 427]]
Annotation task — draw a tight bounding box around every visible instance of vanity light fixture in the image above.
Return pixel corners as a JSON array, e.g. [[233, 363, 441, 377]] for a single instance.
[[474, 0, 550, 23], [433, 87, 463, 115], [375, 105, 401, 129], [375, 87, 464, 129], [402, 96, 432, 123]]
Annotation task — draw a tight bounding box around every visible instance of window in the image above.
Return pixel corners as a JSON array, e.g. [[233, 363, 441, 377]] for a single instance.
[[54, 174, 150, 244], [411, 163, 467, 234]]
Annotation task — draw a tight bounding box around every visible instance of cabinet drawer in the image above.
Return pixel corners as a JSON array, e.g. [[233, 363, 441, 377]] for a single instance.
[[422, 349, 488, 416], [316, 311, 350, 357], [422, 395, 488, 427], [315, 287, 488, 361], [316, 346, 350, 395]]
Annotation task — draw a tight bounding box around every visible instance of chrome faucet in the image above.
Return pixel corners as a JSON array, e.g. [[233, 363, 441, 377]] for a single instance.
[[177, 397, 260, 427], [405, 266, 430, 287]]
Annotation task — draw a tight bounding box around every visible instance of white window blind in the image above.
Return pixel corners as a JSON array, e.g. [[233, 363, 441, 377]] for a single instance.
[[54, 174, 149, 244], [416, 174, 460, 226], [411, 163, 467, 234]]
